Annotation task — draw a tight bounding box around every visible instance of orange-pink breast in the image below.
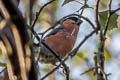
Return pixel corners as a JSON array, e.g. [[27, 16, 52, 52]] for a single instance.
[[45, 32, 76, 57]]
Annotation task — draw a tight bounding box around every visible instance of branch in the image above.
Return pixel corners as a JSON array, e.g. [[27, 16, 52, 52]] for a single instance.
[[94, 0, 108, 80], [38, 14, 96, 38], [94, 0, 101, 30], [40, 41, 70, 80], [80, 67, 95, 75], [29, 0, 56, 44], [104, 0, 112, 35], [111, 8, 120, 15], [75, 0, 94, 13], [31, 0, 56, 30], [29, 0, 36, 25], [41, 41, 62, 62], [40, 65, 59, 80], [0, 67, 6, 74]]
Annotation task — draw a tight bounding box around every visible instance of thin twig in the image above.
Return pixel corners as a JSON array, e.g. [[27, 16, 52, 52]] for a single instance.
[[0, 67, 6, 74], [29, 0, 56, 43], [79, 0, 87, 15], [75, 0, 94, 15], [94, 0, 101, 30], [41, 41, 70, 80], [31, 0, 56, 30], [74, 0, 84, 5], [70, 29, 97, 57], [111, 8, 120, 15], [104, 0, 112, 35], [80, 67, 94, 75], [41, 41, 62, 62], [40, 66, 59, 80]]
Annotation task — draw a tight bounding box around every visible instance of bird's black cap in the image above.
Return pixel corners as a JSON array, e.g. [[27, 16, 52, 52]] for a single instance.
[[65, 17, 83, 26]]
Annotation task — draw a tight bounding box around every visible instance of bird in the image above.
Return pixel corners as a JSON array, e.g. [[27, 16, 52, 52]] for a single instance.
[[38, 17, 83, 64]]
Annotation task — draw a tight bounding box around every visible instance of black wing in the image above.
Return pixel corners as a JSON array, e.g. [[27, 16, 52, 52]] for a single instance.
[[43, 26, 64, 40]]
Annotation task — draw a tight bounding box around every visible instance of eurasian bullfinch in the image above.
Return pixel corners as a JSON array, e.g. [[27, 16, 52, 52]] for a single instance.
[[39, 17, 82, 64]]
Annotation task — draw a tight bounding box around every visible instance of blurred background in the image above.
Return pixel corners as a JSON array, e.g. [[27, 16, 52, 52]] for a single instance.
[[0, 0, 120, 80]]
